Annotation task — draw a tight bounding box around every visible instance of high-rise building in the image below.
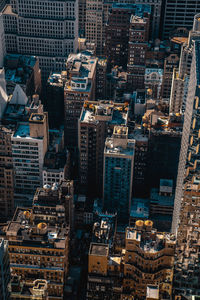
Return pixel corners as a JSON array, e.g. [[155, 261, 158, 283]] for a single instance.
[[127, 13, 150, 91], [0, 68, 8, 119], [78, 101, 128, 196], [169, 15, 200, 114], [173, 179, 200, 296], [96, 58, 107, 100], [172, 40, 200, 234], [162, 0, 200, 40], [0, 238, 10, 300], [64, 52, 97, 151], [2, 0, 78, 79], [0, 125, 14, 219], [103, 126, 135, 223], [5, 206, 69, 299], [11, 112, 49, 207]]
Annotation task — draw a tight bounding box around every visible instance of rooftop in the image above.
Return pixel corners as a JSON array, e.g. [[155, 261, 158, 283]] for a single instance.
[[6, 207, 68, 249], [146, 285, 159, 299], [130, 198, 149, 219], [89, 243, 109, 256], [13, 123, 30, 138], [104, 136, 135, 157], [112, 3, 151, 15], [80, 101, 128, 125]]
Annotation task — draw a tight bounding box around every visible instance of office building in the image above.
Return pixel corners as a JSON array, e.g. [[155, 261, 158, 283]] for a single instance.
[[96, 58, 107, 100], [162, 0, 200, 39], [0, 238, 10, 300], [172, 40, 200, 234], [103, 126, 135, 223], [0, 125, 14, 219], [46, 72, 65, 129], [4, 54, 41, 96], [5, 207, 69, 299], [127, 13, 150, 91], [64, 52, 97, 150], [78, 101, 128, 196], [11, 112, 49, 207], [0, 68, 8, 119], [2, 0, 78, 79]]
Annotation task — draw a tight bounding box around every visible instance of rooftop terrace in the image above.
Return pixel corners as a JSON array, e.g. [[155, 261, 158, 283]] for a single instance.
[[89, 243, 109, 256]]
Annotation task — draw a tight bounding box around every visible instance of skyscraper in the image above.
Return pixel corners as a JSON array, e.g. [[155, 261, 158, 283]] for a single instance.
[[2, 0, 78, 78], [169, 14, 200, 114], [163, 0, 200, 39], [172, 40, 200, 234], [103, 126, 135, 223]]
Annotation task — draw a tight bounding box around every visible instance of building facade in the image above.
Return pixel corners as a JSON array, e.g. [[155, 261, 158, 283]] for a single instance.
[[103, 126, 135, 223], [2, 0, 78, 79], [11, 112, 49, 207]]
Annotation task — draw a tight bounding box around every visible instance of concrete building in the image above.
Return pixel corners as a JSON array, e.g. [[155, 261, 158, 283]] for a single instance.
[[169, 14, 200, 114], [127, 13, 150, 92], [96, 57, 107, 100], [64, 52, 97, 151], [5, 206, 69, 299], [78, 100, 128, 196], [87, 221, 175, 299], [103, 126, 135, 223], [0, 125, 14, 219], [0, 238, 10, 300], [0, 14, 6, 68], [11, 112, 49, 207], [2, 0, 78, 79], [172, 40, 200, 234], [4, 54, 41, 96], [162, 0, 200, 39]]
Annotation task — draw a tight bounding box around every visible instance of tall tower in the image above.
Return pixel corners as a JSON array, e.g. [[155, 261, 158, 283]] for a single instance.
[[169, 14, 200, 114], [163, 0, 200, 39], [103, 126, 135, 223], [2, 0, 78, 79], [172, 40, 200, 234]]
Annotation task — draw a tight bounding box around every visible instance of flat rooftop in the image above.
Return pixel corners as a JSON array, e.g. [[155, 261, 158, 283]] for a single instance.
[[146, 285, 159, 299], [130, 198, 149, 219], [89, 243, 109, 256], [13, 123, 30, 138], [104, 137, 135, 156]]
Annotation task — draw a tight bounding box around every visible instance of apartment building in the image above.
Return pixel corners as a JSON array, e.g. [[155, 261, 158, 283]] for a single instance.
[[2, 0, 78, 79], [0, 125, 14, 219], [103, 126, 135, 223], [64, 52, 97, 150], [162, 53, 179, 101], [11, 112, 49, 207], [78, 101, 128, 196], [144, 68, 163, 99], [0, 238, 10, 300], [5, 207, 69, 299]]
